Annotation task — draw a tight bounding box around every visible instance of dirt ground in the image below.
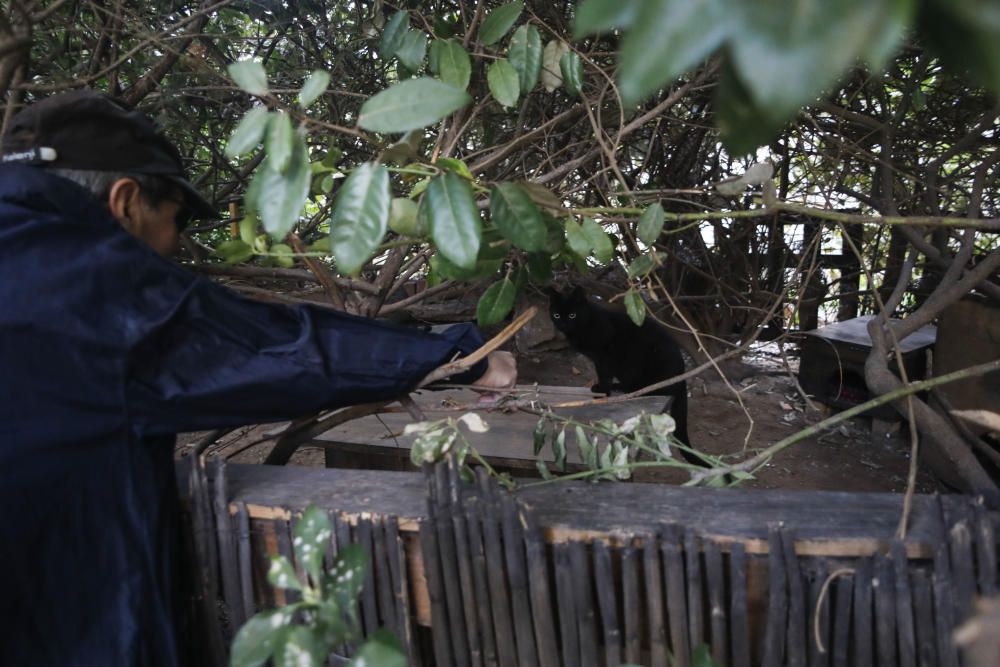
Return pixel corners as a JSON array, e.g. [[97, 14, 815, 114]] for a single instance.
[[177, 341, 938, 495]]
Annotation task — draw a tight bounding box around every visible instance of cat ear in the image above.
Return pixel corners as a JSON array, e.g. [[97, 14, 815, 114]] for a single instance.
[[570, 285, 585, 301], [544, 286, 561, 300]]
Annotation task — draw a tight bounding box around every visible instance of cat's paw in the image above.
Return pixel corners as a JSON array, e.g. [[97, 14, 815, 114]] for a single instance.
[[591, 383, 611, 395]]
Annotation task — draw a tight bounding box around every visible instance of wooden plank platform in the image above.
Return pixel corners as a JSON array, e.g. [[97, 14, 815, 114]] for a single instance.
[[310, 386, 668, 470]]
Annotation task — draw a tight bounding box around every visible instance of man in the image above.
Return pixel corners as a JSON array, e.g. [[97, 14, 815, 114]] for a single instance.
[[0, 90, 515, 665]]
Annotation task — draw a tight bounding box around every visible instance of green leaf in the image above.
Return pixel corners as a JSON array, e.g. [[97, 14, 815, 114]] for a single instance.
[[488, 59, 521, 107], [358, 78, 472, 133], [532, 419, 547, 455], [380, 10, 409, 58], [582, 217, 614, 263], [526, 252, 553, 283], [350, 629, 407, 667], [238, 215, 258, 245], [294, 506, 333, 586], [576, 425, 597, 469], [565, 218, 592, 258], [438, 39, 472, 89], [573, 0, 641, 38], [216, 239, 254, 265], [920, 0, 1000, 94], [691, 643, 719, 667], [428, 38, 444, 74], [228, 60, 269, 96], [542, 40, 570, 92], [388, 197, 423, 236], [553, 428, 567, 471], [225, 107, 271, 158], [508, 24, 543, 93], [298, 70, 330, 108], [266, 111, 294, 173], [490, 182, 545, 251], [230, 609, 291, 667], [246, 135, 311, 239], [624, 289, 646, 326], [636, 203, 665, 246], [479, 1, 523, 46], [477, 277, 517, 326], [267, 555, 302, 592], [536, 459, 553, 480], [425, 172, 482, 269], [270, 243, 295, 268], [329, 544, 368, 608], [714, 58, 787, 156], [435, 157, 474, 180], [627, 253, 656, 278], [729, 0, 910, 125], [273, 626, 325, 667], [560, 51, 584, 97], [618, 0, 730, 105], [397, 30, 428, 71], [330, 162, 390, 275]]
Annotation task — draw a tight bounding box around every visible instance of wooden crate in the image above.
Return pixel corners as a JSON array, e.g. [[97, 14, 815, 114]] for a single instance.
[[798, 316, 936, 420], [178, 459, 998, 667]]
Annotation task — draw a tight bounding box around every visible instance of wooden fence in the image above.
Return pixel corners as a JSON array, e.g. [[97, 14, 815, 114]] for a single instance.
[[177, 458, 998, 666]]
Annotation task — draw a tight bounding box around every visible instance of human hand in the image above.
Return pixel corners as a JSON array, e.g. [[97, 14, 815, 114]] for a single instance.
[[471, 351, 517, 394]]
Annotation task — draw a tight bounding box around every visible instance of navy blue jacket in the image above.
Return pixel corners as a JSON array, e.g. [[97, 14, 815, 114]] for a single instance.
[[0, 165, 486, 666]]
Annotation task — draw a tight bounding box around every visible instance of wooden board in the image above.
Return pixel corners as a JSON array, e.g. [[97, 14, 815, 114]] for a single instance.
[[312, 386, 668, 466], [217, 462, 959, 558]]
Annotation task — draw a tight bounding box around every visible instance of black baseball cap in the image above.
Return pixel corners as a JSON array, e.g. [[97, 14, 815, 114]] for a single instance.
[[1, 90, 218, 222]]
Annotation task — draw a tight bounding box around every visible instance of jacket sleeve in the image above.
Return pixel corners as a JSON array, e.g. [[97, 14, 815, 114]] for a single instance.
[[125, 273, 487, 437]]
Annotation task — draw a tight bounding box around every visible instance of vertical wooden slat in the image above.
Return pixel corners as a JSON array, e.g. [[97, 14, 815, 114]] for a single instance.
[[420, 465, 454, 667], [949, 521, 977, 623], [592, 539, 622, 667], [891, 540, 917, 667], [851, 557, 873, 667], [781, 528, 806, 667], [432, 464, 471, 666], [355, 518, 381, 637], [932, 498, 960, 667], [185, 458, 227, 666], [569, 540, 600, 667], [211, 461, 244, 633], [807, 572, 829, 667], [476, 467, 517, 667], [653, 527, 679, 667], [332, 513, 357, 657], [973, 501, 997, 597], [234, 502, 256, 623], [729, 542, 751, 667], [704, 539, 728, 667], [384, 516, 421, 667], [446, 460, 483, 667], [873, 552, 897, 667], [554, 542, 580, 667], [500, 493, 539, 667], [523, 519, 560, 667], [621, 544, 643, 665], [831, 573, 854, 667], [371, 515, 397, 635], [465, 497, 499, 667], [684, 528, 705, 654], [762, 524, 788, 667], [274, 518, 301, 605], [910, 569, 937, 667]]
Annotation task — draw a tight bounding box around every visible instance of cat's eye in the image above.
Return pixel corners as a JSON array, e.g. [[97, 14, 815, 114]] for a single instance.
[[568, 313, 576, 319], [553, 313, 560, 319]]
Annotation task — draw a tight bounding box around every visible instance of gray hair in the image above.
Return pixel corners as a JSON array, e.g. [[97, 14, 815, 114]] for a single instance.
[[47, 168, 177, 207]]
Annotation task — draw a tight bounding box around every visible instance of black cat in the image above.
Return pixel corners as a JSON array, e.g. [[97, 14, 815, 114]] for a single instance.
[[547, 286, 710, 469]]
